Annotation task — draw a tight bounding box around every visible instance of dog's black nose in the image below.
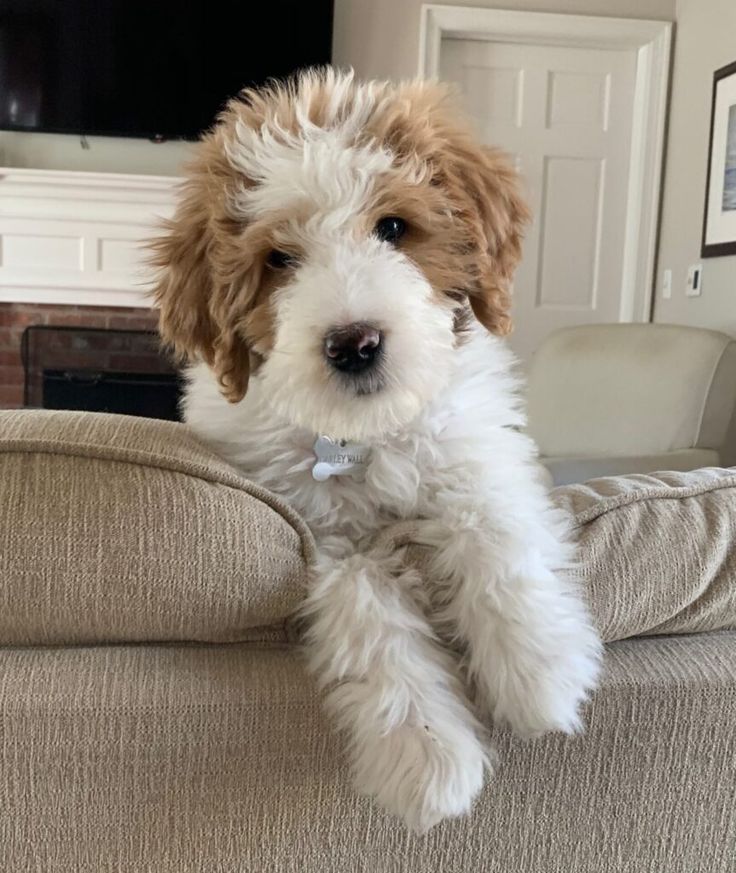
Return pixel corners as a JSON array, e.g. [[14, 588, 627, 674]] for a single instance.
[[324, 323, 383, 373]]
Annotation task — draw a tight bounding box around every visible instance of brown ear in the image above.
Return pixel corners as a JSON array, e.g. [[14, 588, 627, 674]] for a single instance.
[[447, 143, 529, 336], [149, 176, 250, 403], [411, 81, 530, 336], [372, 80, 529, 335], [465, 146, 529, 336]]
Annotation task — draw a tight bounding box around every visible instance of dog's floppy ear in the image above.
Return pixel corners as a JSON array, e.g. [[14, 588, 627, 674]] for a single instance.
[[150, 175, 250, 403], [420, 86, 530, 336], [462, 146, 529, 336]]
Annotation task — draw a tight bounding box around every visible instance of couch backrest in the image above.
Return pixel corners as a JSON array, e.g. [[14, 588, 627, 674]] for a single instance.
[[526, 323, 736, 461]]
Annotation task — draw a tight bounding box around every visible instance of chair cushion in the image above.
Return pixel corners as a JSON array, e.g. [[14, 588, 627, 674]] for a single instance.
[[0, 410, 314, 646]]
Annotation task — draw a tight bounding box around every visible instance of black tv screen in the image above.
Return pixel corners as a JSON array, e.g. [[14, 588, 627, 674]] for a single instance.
[[0, 0, 334, 140]]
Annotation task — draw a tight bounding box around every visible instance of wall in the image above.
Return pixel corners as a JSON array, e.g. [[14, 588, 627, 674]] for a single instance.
[[654, 0, 736, 336], [0, 132, 193, 177]]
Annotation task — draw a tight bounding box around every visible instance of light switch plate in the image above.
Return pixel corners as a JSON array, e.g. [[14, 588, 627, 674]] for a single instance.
[[662, 268, 672, 299], [686, 263, 703, 297]]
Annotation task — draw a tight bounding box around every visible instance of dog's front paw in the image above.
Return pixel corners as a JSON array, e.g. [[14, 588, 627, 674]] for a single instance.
[[492, 657, 599, 738], [480, 624, 602, 738], [352, 721, 489, 832]]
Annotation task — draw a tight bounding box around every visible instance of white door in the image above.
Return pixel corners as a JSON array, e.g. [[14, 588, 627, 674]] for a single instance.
[[441, 38, 639, 362]]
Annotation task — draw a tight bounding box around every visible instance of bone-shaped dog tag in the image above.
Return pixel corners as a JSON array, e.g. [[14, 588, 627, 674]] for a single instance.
[[312, 435, 371, 482]]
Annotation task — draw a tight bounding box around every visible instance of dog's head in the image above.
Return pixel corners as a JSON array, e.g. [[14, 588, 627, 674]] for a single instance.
[[152, 69, 529, 440]]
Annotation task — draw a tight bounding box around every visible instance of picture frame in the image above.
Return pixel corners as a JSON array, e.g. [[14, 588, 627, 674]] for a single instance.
[[702, 60, 736, 257]]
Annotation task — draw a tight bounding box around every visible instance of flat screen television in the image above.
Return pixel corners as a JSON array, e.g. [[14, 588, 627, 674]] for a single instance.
[[0, 1, 334, 140]]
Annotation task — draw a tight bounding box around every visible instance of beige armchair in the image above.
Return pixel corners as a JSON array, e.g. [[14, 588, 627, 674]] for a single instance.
[[527, 323, 736, 486]]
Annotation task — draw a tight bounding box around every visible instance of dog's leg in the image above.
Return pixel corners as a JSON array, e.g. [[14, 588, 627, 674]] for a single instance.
[[418, 479, 602, 738], [299, 536, 489, 832]]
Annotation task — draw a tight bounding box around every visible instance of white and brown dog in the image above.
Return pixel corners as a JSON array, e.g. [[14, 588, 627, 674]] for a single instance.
[[151, 69, 601, 832]]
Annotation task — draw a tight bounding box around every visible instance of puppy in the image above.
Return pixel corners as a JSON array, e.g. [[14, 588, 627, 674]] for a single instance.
[[151, 68, 601, 832]]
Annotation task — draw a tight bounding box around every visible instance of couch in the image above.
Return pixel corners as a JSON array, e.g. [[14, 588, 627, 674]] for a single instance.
[[527, 324, 736, 485], [1, 409, 735, 872]]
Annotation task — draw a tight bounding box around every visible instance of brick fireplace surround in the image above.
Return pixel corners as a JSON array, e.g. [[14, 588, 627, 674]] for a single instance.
[[0, 302, 158, 408]]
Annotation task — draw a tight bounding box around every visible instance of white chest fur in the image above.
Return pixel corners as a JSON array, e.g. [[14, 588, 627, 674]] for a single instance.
[[181, 331, 525, 543]]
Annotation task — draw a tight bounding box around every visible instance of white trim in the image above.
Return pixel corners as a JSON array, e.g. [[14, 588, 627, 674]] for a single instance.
[[0, 166, 178, 188], [0, 168, 180, 308], [0, 287, 152, 308], [419, 5, 672, 323]]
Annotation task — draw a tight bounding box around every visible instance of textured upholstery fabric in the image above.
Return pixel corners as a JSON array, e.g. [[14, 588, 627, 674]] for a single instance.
[[527, 324, 736, 482], [1, 635, 734, 873], [2, 411, 736, 647], [0, 409, 314, 645], [559, 468, 736, 641], [1, 410, 735, 870]]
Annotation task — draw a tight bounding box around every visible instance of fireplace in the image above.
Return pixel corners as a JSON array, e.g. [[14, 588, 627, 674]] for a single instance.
[[22, 326, 183, 421]]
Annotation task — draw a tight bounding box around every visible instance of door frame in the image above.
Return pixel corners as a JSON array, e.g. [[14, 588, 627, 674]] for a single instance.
[[418, 5, 672, 323]]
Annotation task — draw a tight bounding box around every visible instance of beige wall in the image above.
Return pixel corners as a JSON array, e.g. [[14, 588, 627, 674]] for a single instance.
[[0, 130, 193, 176], [654, 0, 736, 336]]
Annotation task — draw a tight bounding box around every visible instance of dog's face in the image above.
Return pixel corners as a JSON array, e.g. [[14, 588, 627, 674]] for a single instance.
[[152, 70, 528, 440]]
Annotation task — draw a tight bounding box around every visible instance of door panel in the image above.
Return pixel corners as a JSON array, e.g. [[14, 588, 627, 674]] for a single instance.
[[537, 156, 604, 309], [440, 39, 638, 361]]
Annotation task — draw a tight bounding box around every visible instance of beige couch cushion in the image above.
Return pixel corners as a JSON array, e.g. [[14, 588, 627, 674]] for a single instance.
[[380, 467, 736, 644], [0, 410, 314, 646], [2, 411, 735, 648], [557, 468, 736, 641]]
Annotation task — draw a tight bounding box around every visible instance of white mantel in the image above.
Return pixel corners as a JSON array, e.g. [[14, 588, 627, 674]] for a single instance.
[[0, 168, 180, 308]]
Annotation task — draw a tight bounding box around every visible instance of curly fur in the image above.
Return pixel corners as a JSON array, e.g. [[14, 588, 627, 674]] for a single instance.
[[151, 68, 601, 832]]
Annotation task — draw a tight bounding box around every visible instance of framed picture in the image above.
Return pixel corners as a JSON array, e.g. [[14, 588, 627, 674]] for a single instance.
[[702, 60, 736, 257]]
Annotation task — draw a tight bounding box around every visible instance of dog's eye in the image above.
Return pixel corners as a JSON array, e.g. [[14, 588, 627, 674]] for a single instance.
[[266, 249, 296, 269], [374, 216, 407, 245]]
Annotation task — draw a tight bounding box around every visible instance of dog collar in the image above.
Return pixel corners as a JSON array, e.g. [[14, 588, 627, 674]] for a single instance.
[[312, 435, 371, 482]]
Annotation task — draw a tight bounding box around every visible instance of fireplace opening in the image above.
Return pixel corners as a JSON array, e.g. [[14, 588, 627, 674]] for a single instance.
[[22, 326, 183, 422]]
